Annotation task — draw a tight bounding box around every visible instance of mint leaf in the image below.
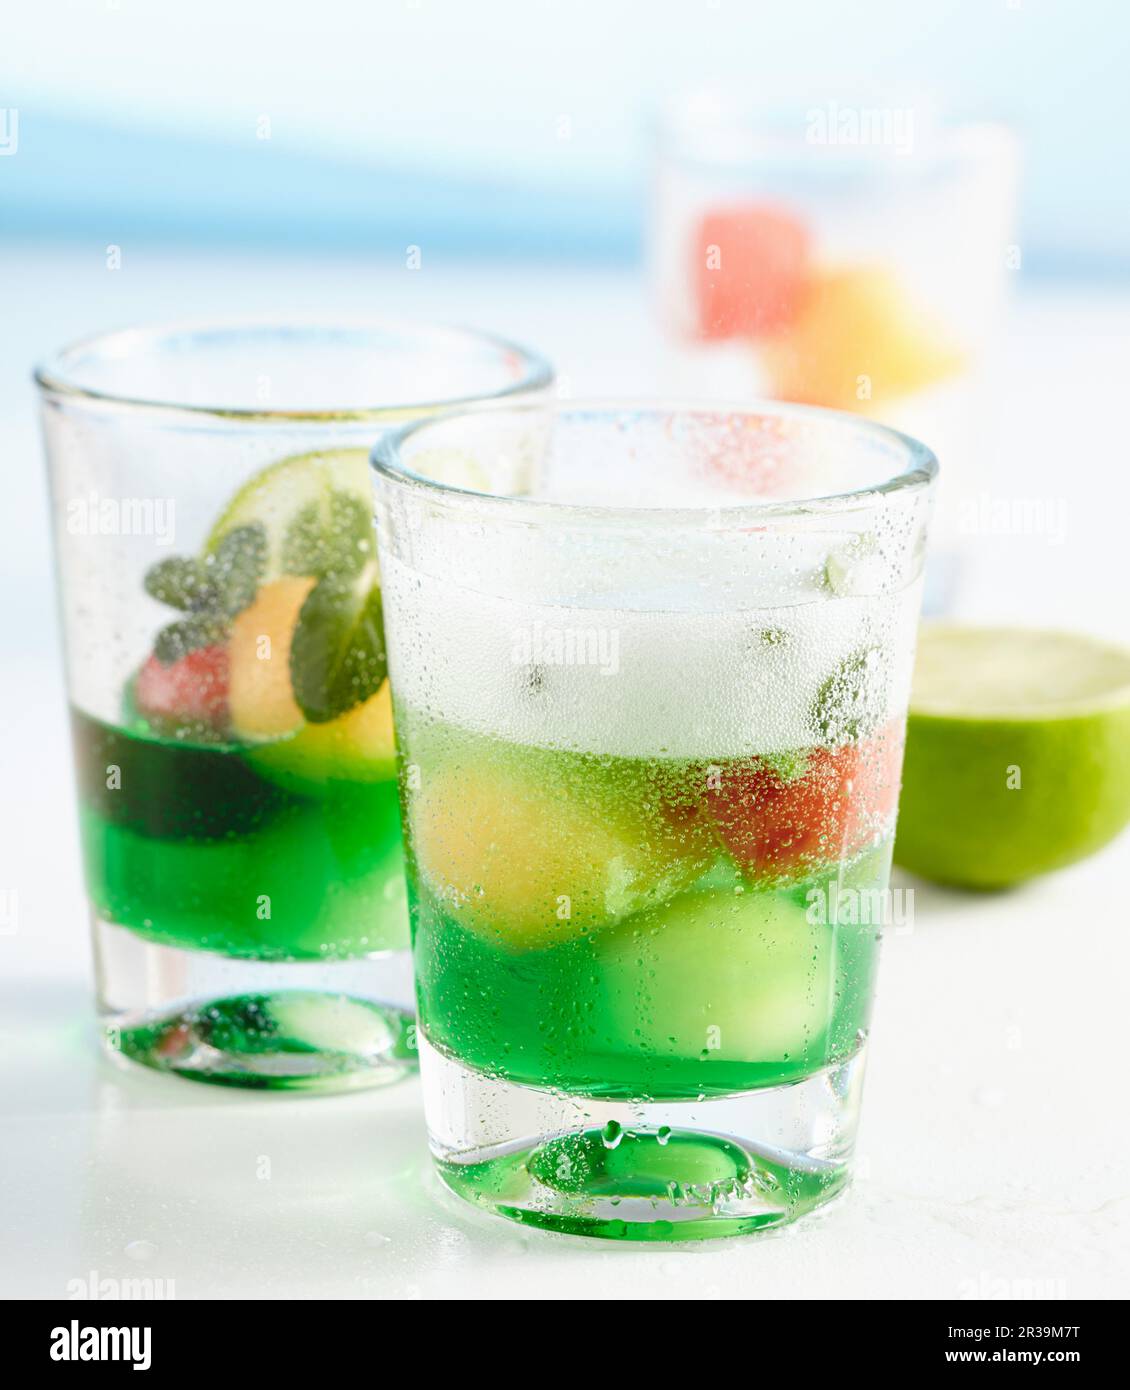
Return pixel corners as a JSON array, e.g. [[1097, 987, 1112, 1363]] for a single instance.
[[145, 524, 265, 638], [281, 502, 324, 576], [281, 489, 372, 582], [824, 532, 883, 597], [289, 579, 387, 723], [153, 615, 227, 665], [206, 523, 267, 616], [326, 491, 373, 578], [144, 556, 219, 612], [810, 647, 888, 745]]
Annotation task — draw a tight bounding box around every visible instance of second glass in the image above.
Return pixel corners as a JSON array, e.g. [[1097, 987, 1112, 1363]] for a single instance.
[[375, 400, 935, 1238], [38, 318, 551, 1090]]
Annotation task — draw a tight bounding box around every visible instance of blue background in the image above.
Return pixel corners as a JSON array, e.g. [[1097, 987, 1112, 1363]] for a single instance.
[[2, 0, 1128, 277]]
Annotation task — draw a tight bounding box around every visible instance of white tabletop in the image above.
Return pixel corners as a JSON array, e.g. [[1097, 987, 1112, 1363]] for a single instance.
[[1, 246, 1128, 1298]]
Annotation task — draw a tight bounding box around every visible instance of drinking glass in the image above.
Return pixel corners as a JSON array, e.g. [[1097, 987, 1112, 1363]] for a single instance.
[[374, 399, 935, 1237], [37, 318, 551, 1090], [653, 91, 1014, 603]]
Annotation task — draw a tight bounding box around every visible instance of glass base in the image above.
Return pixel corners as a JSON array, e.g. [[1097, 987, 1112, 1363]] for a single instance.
[[420, 1037, 866, 1241], [94, 917, 417, 1092]]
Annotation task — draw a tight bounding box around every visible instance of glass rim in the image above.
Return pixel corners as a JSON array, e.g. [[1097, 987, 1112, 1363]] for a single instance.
[[33, 314, 555, 423], [371, 397, 939, 527]]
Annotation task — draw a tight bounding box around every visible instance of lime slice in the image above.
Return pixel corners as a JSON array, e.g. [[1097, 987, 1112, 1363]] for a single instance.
[[894, 625, 1130, 887], [204, 448, 371, 576]]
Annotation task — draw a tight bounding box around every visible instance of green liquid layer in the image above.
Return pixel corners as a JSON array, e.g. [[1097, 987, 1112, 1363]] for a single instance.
[[402, 716, 892, 1102], [414, 849, 885, 1100], [72, 708, 408, 961]]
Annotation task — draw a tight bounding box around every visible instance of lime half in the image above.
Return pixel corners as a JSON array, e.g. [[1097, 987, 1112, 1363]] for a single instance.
[[894, 625, 1130, 888]]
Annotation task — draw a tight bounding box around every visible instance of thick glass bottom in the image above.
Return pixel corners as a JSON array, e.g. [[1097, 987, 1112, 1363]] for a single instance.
[[94, 917, 417, 1091], [420, 1036, 866, 1240]]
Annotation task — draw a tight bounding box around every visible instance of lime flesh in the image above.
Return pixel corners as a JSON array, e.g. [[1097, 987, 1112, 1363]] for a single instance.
[[894, 626, 1130, 888]]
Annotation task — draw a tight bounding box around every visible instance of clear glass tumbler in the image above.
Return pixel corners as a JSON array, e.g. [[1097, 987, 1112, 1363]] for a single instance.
[[37, 318, 551, 1091], [374, 400, 936, 1238]]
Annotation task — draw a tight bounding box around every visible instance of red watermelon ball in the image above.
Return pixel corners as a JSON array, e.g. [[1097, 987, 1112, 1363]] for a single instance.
[[693, 204, 811, 341]]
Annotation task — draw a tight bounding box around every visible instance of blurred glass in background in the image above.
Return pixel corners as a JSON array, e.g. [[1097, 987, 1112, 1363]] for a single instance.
[[652, 92, 1018, 597]]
